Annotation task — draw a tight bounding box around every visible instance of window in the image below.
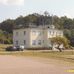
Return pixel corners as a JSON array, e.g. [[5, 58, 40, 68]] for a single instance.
[[32, 31, 36, 35], [49, 31, 51, 34], [53, 31, 54, 35], [16, 41, 18, 45], [38, 31, 41, 35], [24, 40, 26, 45], [16, 32, 18, 36], [51, 31, 54, 35], [24, 31, 26, 35], [32, 30, 41, 36], [32, 40, 36, 45], [38, 40, 41, 45]]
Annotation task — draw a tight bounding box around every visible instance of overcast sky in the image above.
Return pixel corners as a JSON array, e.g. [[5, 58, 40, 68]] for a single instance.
[[0, 0, 74, 22]]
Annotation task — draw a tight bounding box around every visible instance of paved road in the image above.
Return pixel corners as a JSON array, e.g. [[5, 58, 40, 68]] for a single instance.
[[0, 55, 74, 74]]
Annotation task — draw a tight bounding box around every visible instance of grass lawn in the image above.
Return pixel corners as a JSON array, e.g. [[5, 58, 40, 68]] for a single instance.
[[0, 44, 74, 63], [0, 50, 74, 63]]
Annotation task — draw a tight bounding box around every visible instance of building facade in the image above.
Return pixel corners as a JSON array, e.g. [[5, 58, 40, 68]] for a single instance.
[[13, 25, 63, 49]]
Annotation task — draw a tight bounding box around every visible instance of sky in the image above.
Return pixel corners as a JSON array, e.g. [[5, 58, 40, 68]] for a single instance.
[[0, 0, 74, 22]]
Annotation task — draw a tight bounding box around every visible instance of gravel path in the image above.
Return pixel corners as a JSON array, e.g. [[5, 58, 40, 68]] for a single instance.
[[0, 55, 74, 74]]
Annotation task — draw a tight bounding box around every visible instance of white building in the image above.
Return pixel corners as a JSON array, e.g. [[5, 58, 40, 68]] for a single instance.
[[13, 25, 63, 49]]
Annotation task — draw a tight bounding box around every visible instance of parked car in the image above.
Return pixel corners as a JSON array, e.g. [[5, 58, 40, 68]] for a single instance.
[[6, 46, 24, 51], [15, 46, 23, 51], [6, 46, 16, 51]]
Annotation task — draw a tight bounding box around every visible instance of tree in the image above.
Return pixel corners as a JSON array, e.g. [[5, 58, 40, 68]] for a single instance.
[[0, 30, 6, 44], [0, 19, 15, 33], [0, 12, 74, 45], [15, 16, 24, 25], [50, 37, 70, 52]]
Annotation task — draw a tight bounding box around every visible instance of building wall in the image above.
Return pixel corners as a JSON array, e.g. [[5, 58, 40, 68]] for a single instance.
[[30, 28, 44, 48], [13, 27, 63, 48], [13, 28, 31, 48], [47, 29, 63, 47], [48, 29, 63, 38]]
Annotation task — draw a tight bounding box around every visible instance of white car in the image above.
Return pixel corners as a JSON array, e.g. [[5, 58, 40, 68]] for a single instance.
[[20, 46, 25, 49], [13, 45, 25, 51]]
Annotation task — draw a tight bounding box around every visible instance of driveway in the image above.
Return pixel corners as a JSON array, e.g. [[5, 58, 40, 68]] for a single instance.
[[0, 55, 74, 74]]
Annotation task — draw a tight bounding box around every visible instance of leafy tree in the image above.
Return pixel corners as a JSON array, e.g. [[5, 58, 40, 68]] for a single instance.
[[0, 19, 15, 33], [64, 29, 71, 38], [0, 30, 6, 44], [0, 12, 74, 46], [15, 16, 24, 25], [51, 37, 70, 51]]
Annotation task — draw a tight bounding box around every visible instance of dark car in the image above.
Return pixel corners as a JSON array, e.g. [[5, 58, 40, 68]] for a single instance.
[[6, 46, 16, 51], [6, 46, 24, 51]]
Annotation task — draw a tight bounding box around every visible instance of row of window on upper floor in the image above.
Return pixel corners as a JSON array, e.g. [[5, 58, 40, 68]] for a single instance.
[[16, 31, 26, 36], [15, 30, 63, 36], [48, 31, 63, 35], [15, 31, 41, 36]]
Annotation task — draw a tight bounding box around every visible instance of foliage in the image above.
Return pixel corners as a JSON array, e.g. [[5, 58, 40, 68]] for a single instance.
[[0, 12, 74, 46], [51, 37, 70, 48]]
